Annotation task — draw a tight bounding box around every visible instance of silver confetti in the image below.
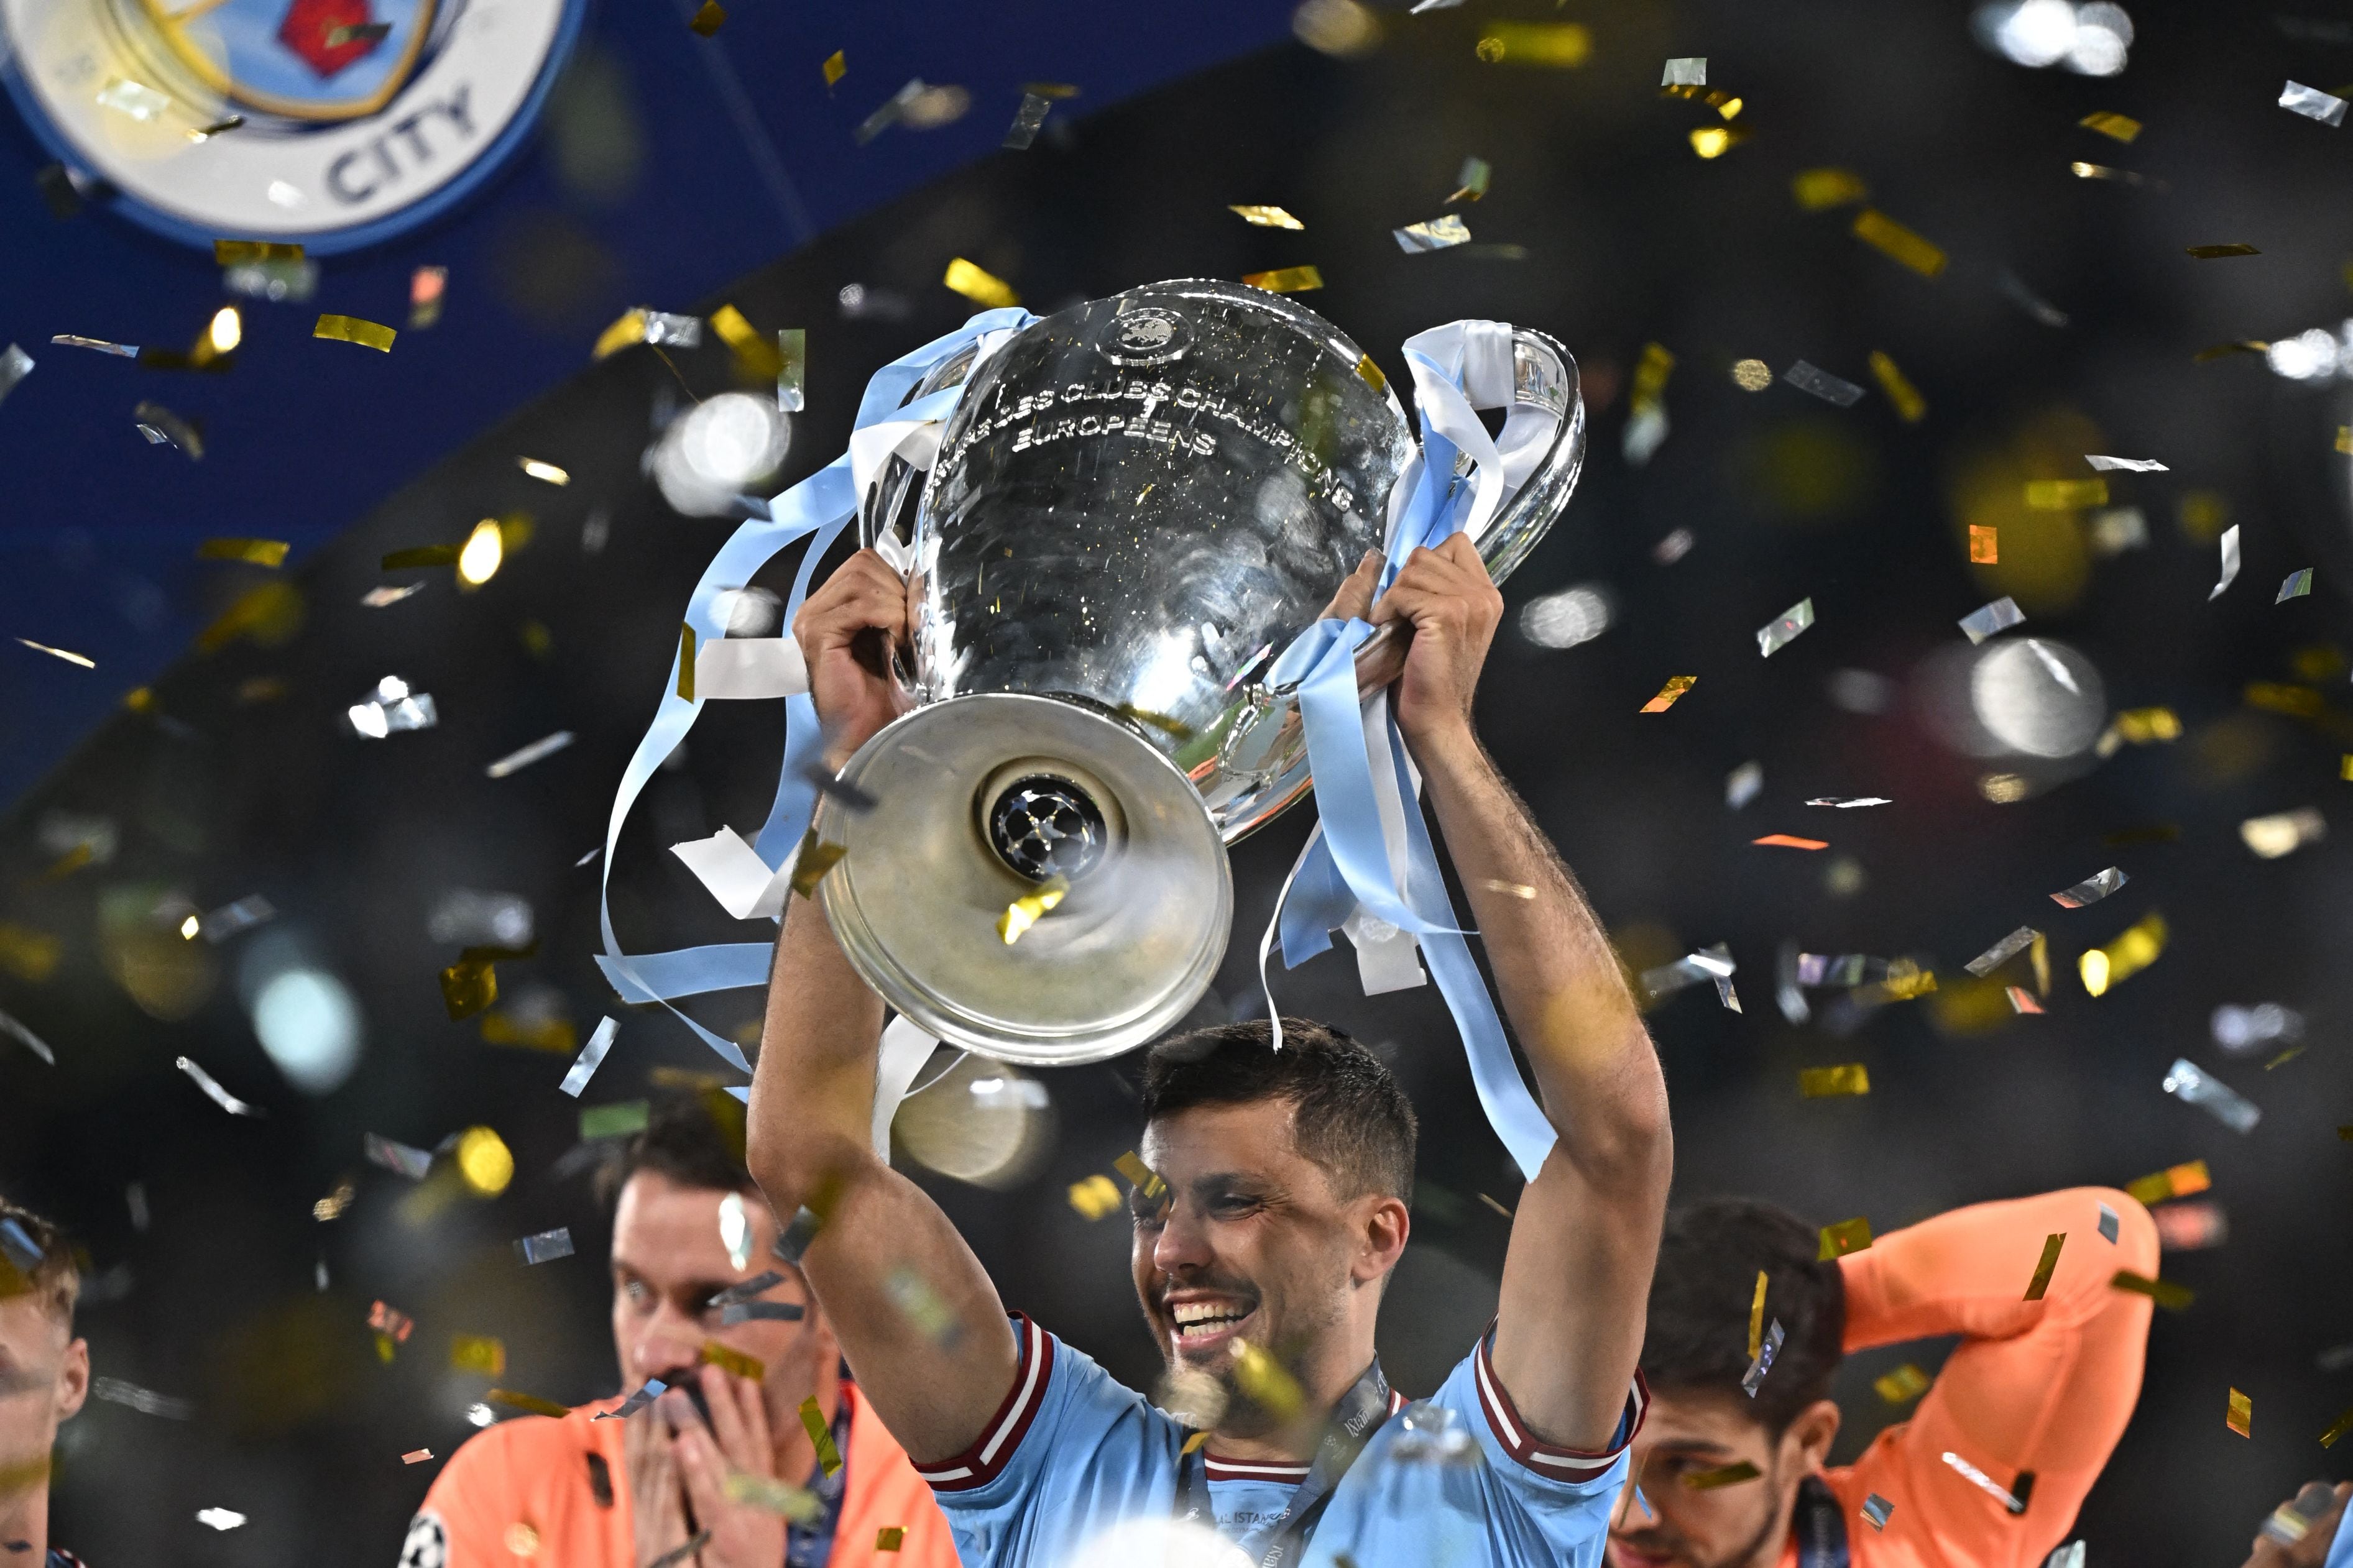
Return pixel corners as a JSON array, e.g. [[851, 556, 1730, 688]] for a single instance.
[[2097, 1203, 2119, 1244], [721, 1301, 807, 1326], [134, 400, 204, 459], [1783, 360, 1864, 407], [1964, 926, 2039, 976], [1726, 761, 1762, 810], [0, 1006, 56, 1065], [486, 730, 575, 779], [1741, 1318, 1784, 1396], [594, 1376, 670, 1421], [2050, 866, 2126, 908], [51, 334, 139, 358], [200, 894, 275, 943], [2084, 454, 2167, 472], [711, 1270, 787, 1306], [2162, 1057, 2261, 1134], [2210, 525, 2240, 600], [1959, 596, 2025, 643], [176, 1055, 261, 1116], [1861, 1494, 1894, 1531], [2278, 568, 2314, 603], [1394, 215, 1473, 253], [560, 1017, 619, 1098], [364, 1132, 434, 1180], [92, 1376, 193, 1419], [1941, 1451, 2021, 1512], [0, 344, 32, 406], [2046, 1543, 2086, 1568], [1661, 56, 1706, 86], [515, 1226, 575, 1264], [1756, 597, 1815, 657], [2281, 80, 2349, 126], [1002, 92, 1051, 149]]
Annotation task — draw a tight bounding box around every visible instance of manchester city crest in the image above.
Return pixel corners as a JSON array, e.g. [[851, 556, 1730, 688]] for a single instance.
[[0, 0, 582, 251]]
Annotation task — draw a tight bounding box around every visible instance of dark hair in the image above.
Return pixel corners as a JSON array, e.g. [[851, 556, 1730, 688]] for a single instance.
[[594, 1092, 757, 1209], [1140, 1017, 1416, 1201], [1640, 1197, 1846, 1434], [0, 1196, 78, 1326]]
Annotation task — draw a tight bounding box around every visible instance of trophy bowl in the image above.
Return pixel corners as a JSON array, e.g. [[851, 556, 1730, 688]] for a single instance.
[[816, 279, 1584, 1065]]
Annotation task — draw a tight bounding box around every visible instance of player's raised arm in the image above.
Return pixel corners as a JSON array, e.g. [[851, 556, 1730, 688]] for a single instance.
[[745, 548, 1018, 1465], [1365, 534, 1674, 1452]]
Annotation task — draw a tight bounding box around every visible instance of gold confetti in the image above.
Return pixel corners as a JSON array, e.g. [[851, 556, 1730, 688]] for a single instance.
[[678, 623, 696, 702], [1113, 1151, 1166, 1199], [1818, 1216, 1872, 1260], [1874, 1364, 1930, 1405], [505, 1523, 540, 1558], [2024, 1232, 2066, 1300], [1969, 525, 1999, 563], [450, 1334, 507, 1376], [711, 304, 783, 380], [1478, 1192, 1512, 1217], [518, 458, 568, 486], [1752, 834, 1829, 850], [1798, 1063, 1870, 1098], [1067, 1175, 1121, 1219], [2322, 1405, 2353, 1447], [1231, 1341, 1304, 1420], [1352, 354, 1386, 393], [1747, 1270, 1767, 1360], [701, 1341, 765, 1382], [725, 1472, 819, 1521], [1792, 167, 1868, 210], [2194, 339, 2270, 362], [2342, 754, 2353, 781], [822, 51, 845, 88], [1447, 156, 1491, 203], [876, 1528, 905, 1552], [2187, 244, 2260, 259], [799, 1396, 843, 1477], [2110, 1270, 2193, 1310], [440, 957, 497, 1020], [1867, 350, 1925, 422], [2025, 478, 2108, 509], [2124, 1158, 2208, 1206], [1641, 675, 1697, 712], [2112, 707, 2181, 743], [2228, 1388, 2254, 1437], [213, 240, 304, 265], [16, 638, 94, 669], [789, 832, 847, 899], [313, 1179, 356, 1221], [402, 1449, 434, 1464], [1475, 22, 1592, 66], [487, 1388, 571, 1418], [688, 0, 724, 32], [1230, 204, 1304, 229], [1689, 126, 1750, 159], [2079, 912, 2165, 997], [41, 843, 92, 880], [197, 538, 289, 566], [315, 314, 396, 351], [0, 925, 58, 983], [1685, 1461, 1762, 1490], [943, 258, 1020, 309], [1241, 265, 1324, 294], [2338, 426, 2352, 455], [998, 875, 1069, 944], [2079, 111, 2142, 142], [1479, 878, 1535, 899], [1851, 209, 1947, 278], [1731, 358, 1772, 390], [593, 310, 648, 359]]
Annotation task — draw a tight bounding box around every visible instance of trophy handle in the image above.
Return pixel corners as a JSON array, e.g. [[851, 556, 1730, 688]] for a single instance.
[[1314, 328, 1586, 700], [860, 341, 985, 556]]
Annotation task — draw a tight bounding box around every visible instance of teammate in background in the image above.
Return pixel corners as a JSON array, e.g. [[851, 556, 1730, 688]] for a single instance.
[[748, 538, 1674, 1567], [1608, 1189, 2159, 1568], [401, 1098, 955, 1568], [0, 1198, 90, 1568], [2240, 1480, 2352, 1568]]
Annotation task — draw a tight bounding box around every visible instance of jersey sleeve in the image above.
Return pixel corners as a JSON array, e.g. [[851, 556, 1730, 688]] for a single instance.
[[910, 1314, 1180, 1564], [1427, 1326, 1646, 1550], [1840, 1187, 2158, 1568]]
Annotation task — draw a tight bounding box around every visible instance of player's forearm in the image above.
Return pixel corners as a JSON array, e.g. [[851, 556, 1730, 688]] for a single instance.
[[1840, 1187, 2158, 1350], [1416, 723, 1669, 1188], [745, 891, 890, 1216]]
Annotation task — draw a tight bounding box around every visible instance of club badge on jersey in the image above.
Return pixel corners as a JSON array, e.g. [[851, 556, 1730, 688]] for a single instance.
[[1, 0, 583, 251]]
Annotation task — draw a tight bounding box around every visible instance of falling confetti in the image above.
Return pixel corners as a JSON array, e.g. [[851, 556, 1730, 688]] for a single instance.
[[176, 1056, 262, 1116], [1818, 1216, 1872, 1259], [1641, 676, 1697, 712], [2023, 1232, 2066, 1300], [2050, 866, 2127, 907], [1393, 216, 1472, 252], [1784, 362, 1863, 406], [2281, 80, 2348, 125], [1851, 208, 1946, 277], [1756, 598, 1815, 656], [943, 258, 1020, 309], [314, 314, 397, 351], [1798, 1064, 1871, 1098], [1958, 596, 2025, 643], [1241, 265, 1325, 293]]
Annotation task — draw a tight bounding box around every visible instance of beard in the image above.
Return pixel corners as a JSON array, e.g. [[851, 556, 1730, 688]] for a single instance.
[[1610, 1459, 1788, 1568]]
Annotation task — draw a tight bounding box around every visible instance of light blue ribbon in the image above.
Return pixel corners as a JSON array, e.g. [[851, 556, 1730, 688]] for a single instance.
[[1270, 343, 1560, 1182], [596, 309, 1032, 1073]]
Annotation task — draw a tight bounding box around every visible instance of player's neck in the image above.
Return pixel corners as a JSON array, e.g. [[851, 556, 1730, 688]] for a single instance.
[[1209, 1338, 1381, 1465], [0, 1482, 47, 1565]]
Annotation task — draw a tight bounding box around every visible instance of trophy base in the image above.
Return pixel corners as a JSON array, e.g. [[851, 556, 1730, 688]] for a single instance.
[[814, 692, 1232, 1066]]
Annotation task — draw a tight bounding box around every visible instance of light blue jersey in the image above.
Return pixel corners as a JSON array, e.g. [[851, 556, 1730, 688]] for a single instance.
[[2327, 1500, 2353, 1568], [912, 1315, 1647, 1568]]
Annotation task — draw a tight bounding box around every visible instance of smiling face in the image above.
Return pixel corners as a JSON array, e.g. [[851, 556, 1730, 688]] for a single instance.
[[1605, 1387, 1838, 1568], [609, 1171, 837, 1419], [1130, 1097, 1407, 1436]]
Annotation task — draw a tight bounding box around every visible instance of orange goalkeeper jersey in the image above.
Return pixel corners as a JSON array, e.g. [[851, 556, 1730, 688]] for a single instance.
[[399, 1382, 957, 1568], [1778, 1187, 2159, 1568]]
